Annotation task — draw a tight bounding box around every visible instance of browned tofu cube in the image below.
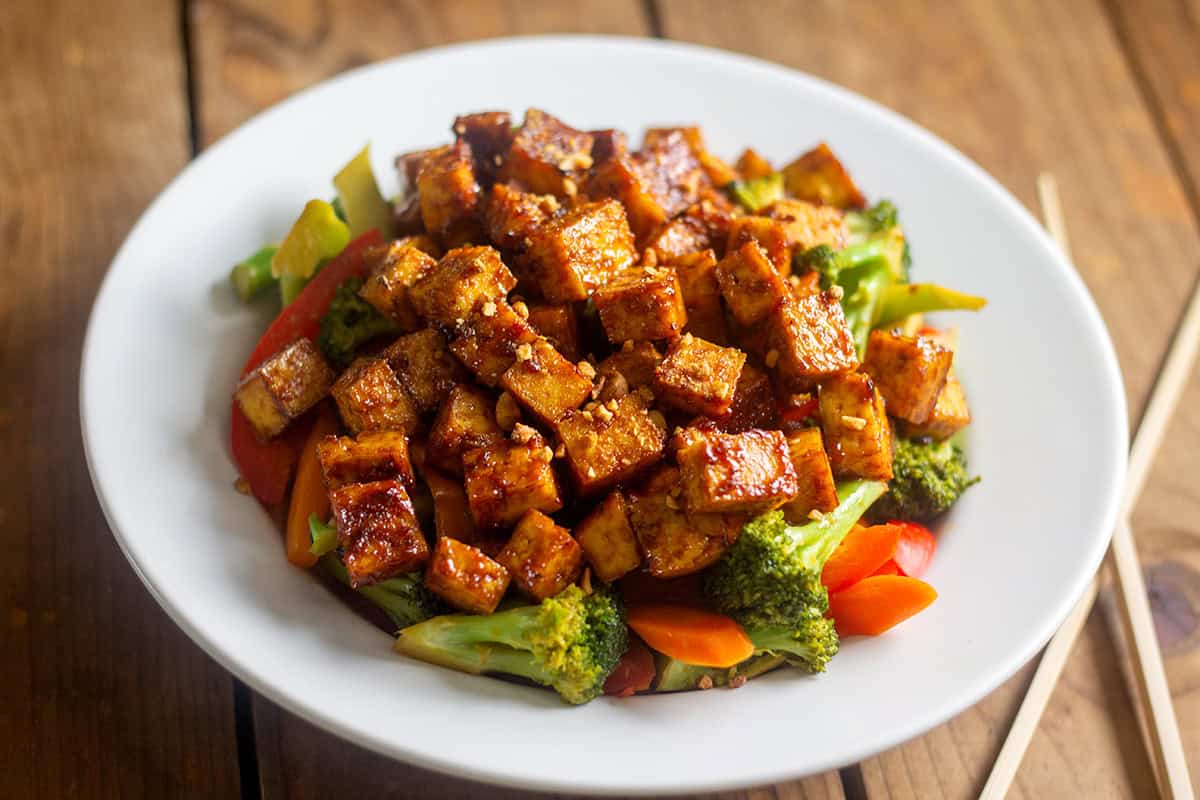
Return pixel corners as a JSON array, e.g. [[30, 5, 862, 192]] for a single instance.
[[380, 329, 467, 414], [675, 427, 798, 513], [708, 363, 778, 433], [417, 142, 483, 246], [330, 357, 420, 435], [671, 250, 729, 344], [482, 182, 559, 254], [781, 142, 866, 210], [358, 241, 438, 330], [500, 338, 592, 426], [637, 129, 709, 219], [645, 214, 711, 263], [585, 154, 669, 244], [234, 338, 333, 439], [424, 536, 510, 614], [596, 341, 663, 390], [862, 330, 953, 424], [766, 198, 849, 252], [766, 291, 859, 385], [408, 245, 516, 328], [736, 148, 774, 181], [452, 110, 512, 186], [426, 384, 503, 475], [556, 392, 667, 496], [818, 372, 893, 481], [727, 215, 793, 273], [497, 510, 583, 600], [421, 467, 480, 545], [526, 303, 584, 362], [501, 108, 593, 196], [626, 466, 743, 578], [462, 431, 562, 529], [330, 478, 429, 587], [896, 375, 972, 441], [448, 300, 539, 386], [666, 125, 738, 187], [593, 266, 688, 343], [526, 199, 637, 302], [317, 430, 414, 491], [654, 334, 746, 416], [716, 240, 789, 326], [781, 428, 839, 523], [574, 492, 641, 583], [589, 128, 627, 164]]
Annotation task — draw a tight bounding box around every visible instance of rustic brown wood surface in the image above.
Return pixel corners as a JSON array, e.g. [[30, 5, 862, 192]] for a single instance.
[[6, 0, 1199, 797]]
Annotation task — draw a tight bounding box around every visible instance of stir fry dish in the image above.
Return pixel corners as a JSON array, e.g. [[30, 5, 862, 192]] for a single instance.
[[229, 109, 983, 703]]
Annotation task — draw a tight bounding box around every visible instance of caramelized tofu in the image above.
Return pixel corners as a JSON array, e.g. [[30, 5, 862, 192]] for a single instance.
[[644, 212, 711, 263], [448, 300, 539, 386], [557, 393, 667, 495], [482, 182, 559, 255], [452, 110, 512, 185], [592, 266, 688, 342], [500, 338, 592, 425], [716, 240, 789, 326], [380, 329, 467, 413], [501, 108, 594, 196], [422, 467, 480, 545], [626, 466, 743, 578], [637, 129, 709, 220], [766, 198, 849, 252], [727, 216, 793, 273], [424, 536, 510, 614], [675, 427, 798, 514], [781, 428, 839, 523], [358, 241, 438, 330], [416, 142, 483, 246], [497, 510, 584, 600], [526, 199, 637, 302], [426, 384, 503, 475], [462, 431, 562, 529], [654, 334, 746, 416], [586, 154, 669, 244], [526, 303, 584, 361], [574, 492, 641, 583], [766, 291, 859, 385], [317, 431, 414, 491], [736, 148, 774, 181], [671, 250, 729, 344], [818, 372, 893, 481], [708, 364, 778, 433], [330, 357, 421, 435], [896, 375, 971, 441], [330, 478, 429, 587], [596, 341, 663, 390], [862, 330, 953, 424], [409, 245, 517, 328], [781, 142, 866, 210], [589, 128, 627, 164], [234, 338, 334, 439]]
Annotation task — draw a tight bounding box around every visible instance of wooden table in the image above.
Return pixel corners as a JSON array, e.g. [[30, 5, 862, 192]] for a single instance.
[[5, 1, 1199, 797]]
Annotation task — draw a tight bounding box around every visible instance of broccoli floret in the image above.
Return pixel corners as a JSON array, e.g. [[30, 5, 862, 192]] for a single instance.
[[846, 199, 899, 238], [868, 437, 980, 524], [702, 480, 887, 672], [394, 585, 628, 704], [321, 553, 445, 630], [317, 277, 399, 368], [726, 173, 784, 212]]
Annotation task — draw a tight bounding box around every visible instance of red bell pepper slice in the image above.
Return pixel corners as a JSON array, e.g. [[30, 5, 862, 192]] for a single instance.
[[888, 521, 937, 579], [604, 637, 656, 697]]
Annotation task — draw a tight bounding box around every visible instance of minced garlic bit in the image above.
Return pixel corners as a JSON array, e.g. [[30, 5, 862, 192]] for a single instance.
[[594, 404, 614, 423], [808, 508, 825, 521], [562, 177, 578, 198], [233, 477, 251, 495], [841, 415, 867, 430], [515, 342, 534, 362], [764, 348, 780, 368], [512, 300, 530, 319], [511, 422, 537, 444], [577, 361, 596, 379], [554, 443, 566, 459], [622, 339, 635, 352], [697, 675, 714, 690], [539, 446, 555, 462], [829, 285, 845, 301], [481, 300, 498, 318], [557, 153, 593, 172], [580, 567, 594, 595], [587, 466, 597, 478]]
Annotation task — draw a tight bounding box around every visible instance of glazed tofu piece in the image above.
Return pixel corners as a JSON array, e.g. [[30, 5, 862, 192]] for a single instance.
[[501, 109, 594, 196], [452, 110, 513, 186], [462, 429, 562, 529], [818, 372, 893, 481], [330, 357, 421, 435], [357, 241, 438, 330], [585, 153, 669, 243], [526, 303, 584, 362], [482, 182, 559, 255], [497, 510, 584, 600], [380, 328, 467, 413], [781, 142, 866, 210], [422, 467, 480, 545], [596, 341, 663, 391], [330, 478, 429, 587], [637, 129, 708, 219], [671, 250, 729, 344], [654, 334, 746, 416], [675, 427, 798, 514], [708, 363, 778, 433], [234, 338, 334, 439], [896, 375, 972, 441], [556, 392, 667, 496], [416, 141, 483, 246], [727, 216, 793, 273], [317, 430, 414, 491], [408, 245, 517, 328], [592, 266, 688, 343], [500, 338, 592, 426], [574, 492, 641, 583], [862, 329, 954, 424], [424, 536, 510, 614], [765, 291, 859, 386], [525, 199, 637, 302], [766, 198, 849, 252], [448, 299, 540, 386], [589, 128, 628, 164], [716, 239, 789, 326], [735, 148, 774, 181], [626, 465, 743, 578], [426, 383, 503, 475], [644, 213, 711, 263], [781, 427, 839, 523]]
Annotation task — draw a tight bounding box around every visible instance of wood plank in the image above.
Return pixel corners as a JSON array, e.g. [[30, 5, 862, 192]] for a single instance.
[[0, 2, 242, 798], [655, 0, 1200, 797]]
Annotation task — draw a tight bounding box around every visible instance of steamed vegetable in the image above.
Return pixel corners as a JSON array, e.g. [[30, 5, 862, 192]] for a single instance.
[[821, 524, 902, 593], [230, 244, 279, 301], [272, 199, 351, 304], [828, 575, 937, 636], [626, 605, 755, 668], [334, 145, 395, 239], [727, 173, 784, 212], [285, 406, 340, 568], [322, 554, 444, 631], [317, 277, 399, 368], [867, 437, 979, 523]]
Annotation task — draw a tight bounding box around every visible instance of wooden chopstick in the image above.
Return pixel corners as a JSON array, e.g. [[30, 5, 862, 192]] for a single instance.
[[980, 174, 1199, 800]]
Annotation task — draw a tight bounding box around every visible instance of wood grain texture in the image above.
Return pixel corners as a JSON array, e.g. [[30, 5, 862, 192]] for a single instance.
[[0, 2, 241, 798]]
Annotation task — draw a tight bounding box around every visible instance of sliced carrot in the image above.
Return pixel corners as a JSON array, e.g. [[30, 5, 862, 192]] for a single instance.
[[889, 521, 937, 578], [626, 604, 755, 668], [821, 524, 902, 593], [828, 575, 937, 637], [285, 405, 341, 568], [871, 559, 902, 577]]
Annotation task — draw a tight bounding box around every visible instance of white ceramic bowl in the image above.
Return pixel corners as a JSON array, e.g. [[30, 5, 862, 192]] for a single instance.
[[81, 36, 1126, 795]]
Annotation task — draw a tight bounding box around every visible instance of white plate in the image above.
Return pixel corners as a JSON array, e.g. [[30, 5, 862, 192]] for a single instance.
[[81, 36, 1127, 795]]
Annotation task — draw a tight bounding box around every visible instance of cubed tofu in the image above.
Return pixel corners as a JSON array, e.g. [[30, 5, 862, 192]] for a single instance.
[[896, 375, 972, 441], [500, 338, 592, 426], [358, 241, 438, 330], [637, 129, 709, 219], [727, 216, 793, 273], [708, 363, 778, 433], [556, 392, 667, 496], [592, 266, 688, 342], [626, 465, 743, 578], [781, 428, 839, 523], [448, 299, 540, 386], [408, 245, 517, 328], [589, 128, 627, 164], [317, 430, 414, 491], [330, 478, 429, 587], [424, 535, 510, 614], [766, 291, 859, 385], [596, 341, 663, 390], [818, 372, 893, 481], [380, 328, 467, 413], [526, 303, 584, 361], [482, 182, 559, 254], [422, 467, 480, 545], [462, 431, 562, 529], [671, 250, 729, 344], [645, 213, 711, 263], [452, 110, 512, 186], [862, 329, 954, 424], [426, 384, 503, 475], [735, 148, 774, 181], [675, 427, 798, 513], [716, 239, 789, 326], [525, 199, 637, 302], [497, 510, 583, 600], [501, 108, 594, 196], [330, 357, 421, 435], [416, 142, 483, 246], [766, 198, 849, 252], [234, 338, 334, 439], [654, 333, 746, 416], [574, 492, 641, 583], [781, 142, 867, 210], [585, 154, 669, 244]]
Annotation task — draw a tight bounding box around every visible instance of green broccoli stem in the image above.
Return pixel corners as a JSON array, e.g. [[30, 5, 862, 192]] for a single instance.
[[229, 244, 279, 301], [393, 612, 556, 684], [874, 283, 987, 328], [840, 262, 893, 357], [320, 555, 432, 630], [798, 479, 890, 566], [654, 652, 786, 692]]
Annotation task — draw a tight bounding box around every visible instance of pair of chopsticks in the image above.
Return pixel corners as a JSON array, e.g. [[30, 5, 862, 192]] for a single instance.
[[980, 175, 1199, 799]]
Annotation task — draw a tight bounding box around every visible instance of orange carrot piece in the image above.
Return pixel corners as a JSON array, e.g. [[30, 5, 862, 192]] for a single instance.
[[821, 524, 902, 593], [828, 575, 937, 637], [871, 559, 902, 577], [626, 604, 755, 668], [285, 405, 341, 568]]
